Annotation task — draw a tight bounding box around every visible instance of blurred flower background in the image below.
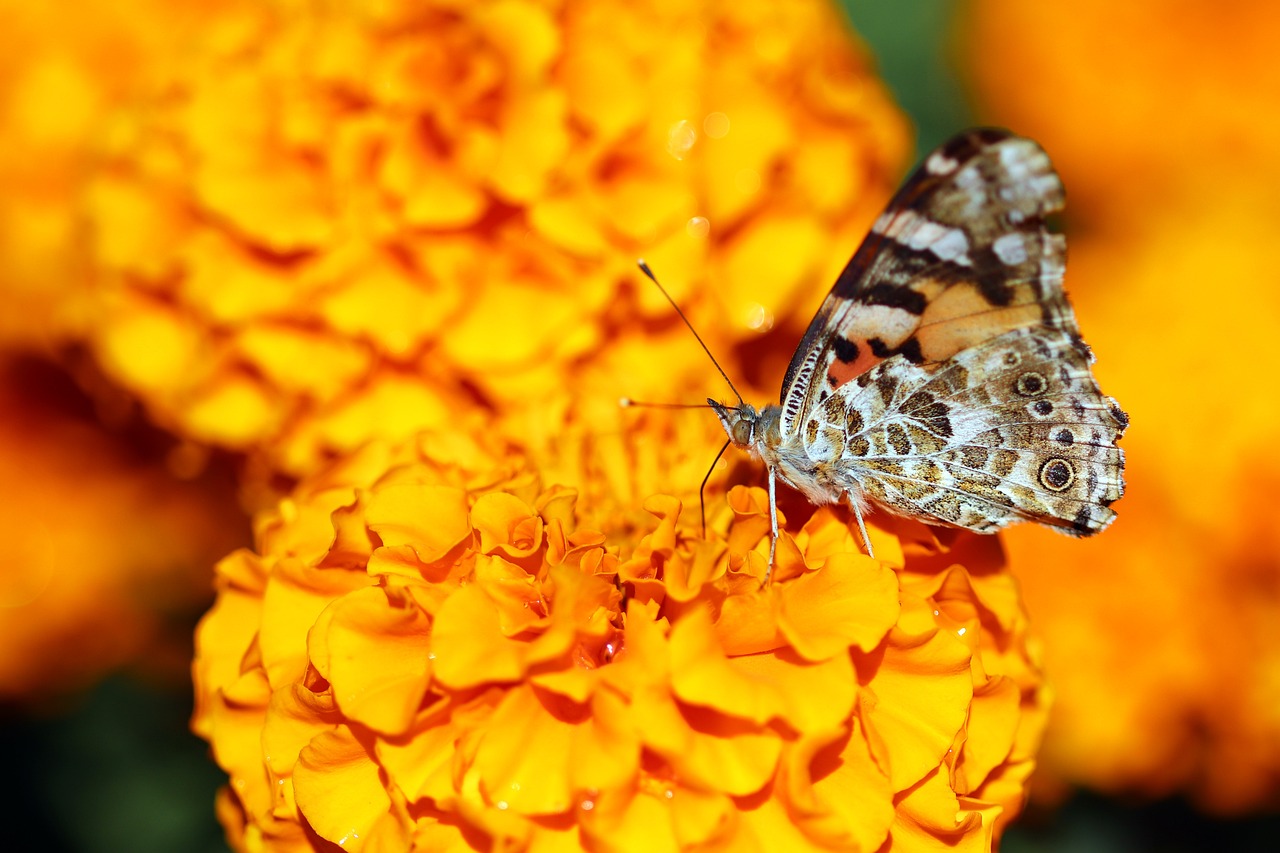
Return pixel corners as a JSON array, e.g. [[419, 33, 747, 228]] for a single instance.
[[2, 0, 1279, 850]]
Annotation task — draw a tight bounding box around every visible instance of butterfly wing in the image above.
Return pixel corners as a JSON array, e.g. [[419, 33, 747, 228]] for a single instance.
[[801, 326, 1127, 536], [779, 128, 1080, 437]]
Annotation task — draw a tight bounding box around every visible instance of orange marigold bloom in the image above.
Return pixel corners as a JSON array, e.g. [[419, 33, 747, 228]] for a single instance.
[[0, 0, 230, 351], [74, 0, 908, 482], [193, 434, 1047, 851], [0, 356, 247, 698], [962, 0, 1280, 814]]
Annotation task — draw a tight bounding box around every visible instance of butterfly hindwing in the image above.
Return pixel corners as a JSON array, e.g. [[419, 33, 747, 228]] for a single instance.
[[779, 128, 1079, 437], [794, 326, 1126, 536]]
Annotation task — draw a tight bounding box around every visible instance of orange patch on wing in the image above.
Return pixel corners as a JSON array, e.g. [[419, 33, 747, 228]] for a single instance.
[[918, 283, 1044, 362], [828, 353, 871, 389]]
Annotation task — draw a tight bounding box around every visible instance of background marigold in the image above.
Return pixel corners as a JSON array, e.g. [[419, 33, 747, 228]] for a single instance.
[[0, 0, 905, 712], [0, 0, 230, 352], [193, 432, 1047, 851], [0, 355, 247, 699], [70, 0, 908, 490], [961, 0, 1280, 815]]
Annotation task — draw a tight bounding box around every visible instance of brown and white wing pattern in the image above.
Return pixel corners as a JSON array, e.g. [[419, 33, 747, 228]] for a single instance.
[[794, 326, 1127, 536], [779, 128, 1080, 438]]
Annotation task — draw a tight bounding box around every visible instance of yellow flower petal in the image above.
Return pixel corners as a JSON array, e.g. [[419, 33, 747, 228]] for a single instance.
[[94, 295, 206, 393], [667, 785, 738, 849], [568, 688, 641, 795], [363, 483, 471, 563], [780, 720, 895, 851], [490, 89, 569, 202], [560, 38, 643, 140], [473, 553, 545, 636], [727, 652, 857, 737], [183, 373, 282, 446], [477, 0, 561, 83], [858, 596, 974, 793], [469, 683, 579, 815], [580, 787, 679, 853], [634, 686, 782, 798], [713, 588, 786, 656], [375, 705, 463, 804], [309, 586, 433, 735], [380, 127, 488, 229], [472, 491, 545, 562], [85, 173, 186, 278], [180, 232, 305, 323], [286, 375, 454, 470], [527, 191, 611, 256], [440, 277, 583, 371], [294, 725, 395, 849], [233, 325, 371, 401], [193, 552, 269, 725], [316, 257, 457, 360], [670, 607, 788, 725], [261, 683, 339, 787], [777, 552, 900, 660], [890, 765, 988, 850], [260, 557, 376, 688], [431, 582, 529, 689], [953, 675, 1022, 795], [202, 667, 277, 826]]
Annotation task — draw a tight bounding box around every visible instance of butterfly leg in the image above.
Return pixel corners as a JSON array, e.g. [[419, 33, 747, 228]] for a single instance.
[[847, 494, 875, 560], [766, 466, 779, 584]]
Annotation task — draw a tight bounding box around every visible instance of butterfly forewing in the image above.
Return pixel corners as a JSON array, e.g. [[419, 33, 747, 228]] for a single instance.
[[780, 128, 1080, 438]]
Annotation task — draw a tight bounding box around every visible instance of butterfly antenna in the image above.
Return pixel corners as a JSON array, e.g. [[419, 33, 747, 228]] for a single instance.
[[619, 398, 714, 410], [636, 259, 745, 407], [699, 440, 732, 538]]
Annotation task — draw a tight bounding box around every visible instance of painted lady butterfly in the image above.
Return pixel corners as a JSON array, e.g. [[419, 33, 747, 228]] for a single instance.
[[708, 128, 1127, 567]]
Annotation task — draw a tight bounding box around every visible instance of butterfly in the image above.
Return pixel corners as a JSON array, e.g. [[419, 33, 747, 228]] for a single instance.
[[707, 128, 1127, 569]]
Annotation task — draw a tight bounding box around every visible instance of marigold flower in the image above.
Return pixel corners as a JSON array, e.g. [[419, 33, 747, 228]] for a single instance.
[[963, 0, 1280, 813], [0, 0, 274, 701], [0, 0, 227, 351], [0, 356, 247, 698], [72, 0, 907, 481], [193, 433, 1046, 851]]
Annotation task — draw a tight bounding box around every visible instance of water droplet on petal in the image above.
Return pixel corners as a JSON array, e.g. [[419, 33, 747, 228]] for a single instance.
[[667, 120, 697, 160], [686, 215, 710, 238]]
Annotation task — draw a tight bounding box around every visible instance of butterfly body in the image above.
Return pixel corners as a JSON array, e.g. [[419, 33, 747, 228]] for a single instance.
[[712, 129, 1127, 562]]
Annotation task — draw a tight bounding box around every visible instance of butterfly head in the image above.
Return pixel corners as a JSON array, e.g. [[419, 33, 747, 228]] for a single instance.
[[707, 398, 782, 459]]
